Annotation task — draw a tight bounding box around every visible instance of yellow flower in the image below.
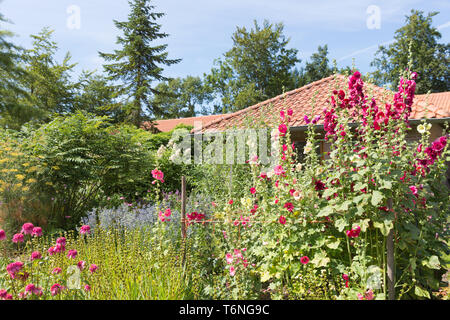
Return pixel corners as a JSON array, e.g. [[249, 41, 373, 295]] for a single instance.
[[22, 186, 30, 192], [26, 178, 37, 184], [52, 166, 60, 170], [15, 174, 25, 180], [45, 182, 53, 186]]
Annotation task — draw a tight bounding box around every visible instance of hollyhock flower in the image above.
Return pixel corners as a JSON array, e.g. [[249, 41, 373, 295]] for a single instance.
[[6, 261, 24, 279], [21, 223, 34, 235], [51, 284, 62, 296], [365, 289, 374, 300], [300, 256, 310, 265], [77, 260, 86, 271], [249, 154, 259, 165], [234, 249, 243, 259], [278, 124, 287, 136], [280, 110, 285, 120], [89, 264, 98, 273], [0, 229, 5, 241], [56, 237, 66, 246], [225, 253, 233, 264], [12, 233, 24, 243], [250, 187, 256, 194], [80, 225, 91, 235], [345, 280, 349, 288], [31, 227, 42, 237], [357, 293, 364, 300], [242, 259, 249, 268], [293, 190, 302, 201], [273, 165, 285, 176], [279, 215, 286, 225], [151, 169, 164, 183], [229, 266, 236, 276], [52, 267, 62, 274], [30, 251, 42, 261], [25, 284, 42, 296], [55, 243, 65, 253], [287, 109, 293, 116], [48, 246, 56, 256], [346, 226, 361, 238], [304, 115, 311, 124], [0, 289, 12, 300], [84, 285, 91, 292], [284, 202, 294, 212], [229, 199, 233, 205], [67, 249, 77, 259], [409, 185, 418, 197], [342, 274, 349, 281]]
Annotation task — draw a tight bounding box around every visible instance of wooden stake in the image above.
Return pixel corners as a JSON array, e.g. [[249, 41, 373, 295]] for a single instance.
[[386, 198, 395, 300], [181, 176, 187, 240]]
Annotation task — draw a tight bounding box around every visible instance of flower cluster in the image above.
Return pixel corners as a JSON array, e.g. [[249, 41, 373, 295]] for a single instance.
[[225, 248, 249, 276], [158, 208, 172, 222], [186, 211, 206, 225], [151, 168, 165, 184], [346, 226, 361, 238]]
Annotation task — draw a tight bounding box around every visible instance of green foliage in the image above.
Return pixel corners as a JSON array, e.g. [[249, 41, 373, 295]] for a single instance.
[[371, 10, 450, 93], [206, 20, 300, 113], [99, 0, 181, 126], [299, 45, 334, 86]]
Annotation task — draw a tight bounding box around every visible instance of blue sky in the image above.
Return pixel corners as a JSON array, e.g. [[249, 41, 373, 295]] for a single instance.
[[0, 0, 449, 81]]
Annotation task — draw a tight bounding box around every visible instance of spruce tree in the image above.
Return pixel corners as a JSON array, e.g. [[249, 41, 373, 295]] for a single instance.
[[99, 0, 180, 127]]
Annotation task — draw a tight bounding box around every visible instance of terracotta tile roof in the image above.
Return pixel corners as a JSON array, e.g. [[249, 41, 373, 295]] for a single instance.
[[193, 74, 450, 133], [142, 114, 224, 132]]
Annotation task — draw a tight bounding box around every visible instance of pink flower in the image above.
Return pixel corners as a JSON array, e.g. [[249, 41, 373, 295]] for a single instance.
[[284, 202, 294, 212], [48, 246, 56, 256], [6, 261, 24, 279], [67, 249, 77, 259], [409, 185, 418, 197], [51, 283, 62, 296], [30, 251, 42, 261], [342, 274, 349, 281], [158, 208, 172, 222], [365, 289, 374, 300], [346, 226, 361, 238], [279, 215, 286, 225], [56, 237, 66, 246], [80, 225, 91, 235], [77, 261, 86, 271], [300, 256, 310, 265], [89, 264, 98, 274], [273, 165, 285, 176], [250, 187, 256, 194], [151, 169, 165, 183], [52, 267, 62, 274], [0, 229, 5, 241], [287, 109, 293, 116], [54, 243, 66, 253], [229, 199, 233, 205], [12, 233, 24, 243], [25, 284, 42, 296], [84, 284, 91, 292], [31, 227, 42, 237], [0, 289, 12, 300], [229, 266, 236, 276], [21, 223, 34, 235], [278, 124, 287, 136], [234, 249, 243, 259], [225, 253, 233, 264]]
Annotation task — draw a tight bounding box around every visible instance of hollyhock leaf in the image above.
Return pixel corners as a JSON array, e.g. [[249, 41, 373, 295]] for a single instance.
[[423, 255, 440, 270], [311, 251, 330, 267], [335, 218, 348, 232], [358, 219, 371, 232], [414, 286, 431, 299], [338, 200, 352, 211], [380, 180, 392, 190], [317, 206, 333, 217], [326, 238, 341, 250], [371, 191, 384, 206]]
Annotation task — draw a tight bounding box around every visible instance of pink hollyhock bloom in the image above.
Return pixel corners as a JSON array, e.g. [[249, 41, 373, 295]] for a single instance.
[[357, 293, 364, 300], [56, 237, 66, 246], [225, 253, 233, 264], [77, 260, 86, 271], [21, 223, 34, 235], [300, 256, 310, 264], [30, 251, 42, 261], [48, 246, 56, 256], [273, 165, 285, 176], [52, 267, 62, 274], [345, 280, 349, 288], [250, 187, 256, 194], [284, 202, 294, 212], [67, 249, 77, 259], [0, 229, 5, 241], [229, 266, 236, 276], [234, 249, 243, 259], [51, 283, 62, 296], [222, 231, 227, 239], [280, 110, 285, 120], [279, 215, 286, 225], [55, 243, 66, 253], [6, 261, 24, 279], [365, 289, 374, 300], [80, 225, 91, 235], [278, 124, 287, 136], [346, 226, 361, 238], [242, 259, 249, 268], [89, 264, 98, 273], [31, 227, 42, 237], [409, 185, 418, 197], [12, 233, 24, 243], [84, 284, 91, 292], [229, 199, 233, 205], [342, 274, 349, 281], [287, 109, 293, 116], [25, 284, 42, 296], [0, 289, 12, 300], [304, 115, 311, 124], [151, 169, 165, 183]]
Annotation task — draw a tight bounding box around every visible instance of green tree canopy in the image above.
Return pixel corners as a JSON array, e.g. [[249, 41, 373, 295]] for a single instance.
[[371, 10, 450, 93], [99, 0, 181, 127], [206, 20, 300, 113], [299, 44, 334, 86]]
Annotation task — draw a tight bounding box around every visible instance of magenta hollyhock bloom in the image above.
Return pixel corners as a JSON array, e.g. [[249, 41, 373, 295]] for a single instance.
[[50, 284, 62, 296], [48, 246, 56, 256], [80, 225, 91, 235], [229, 199, 233, 205], [67, 249, 77, 259], [229, 266, 236, 276], [55, 243, 66, 253], [52, 267, 62, 274], [273, 165, 285, 176], [278, 124, 287, 136], [0, 229, 5, 241], [0, 289, 13, 300], [12, 233, 24, 243], [31, 227, 42, 237], [30, 251, 42, 261], [250, 187, 256, 194], [6, 261, 24, 279], [233, 249, 243, 259], [151, 169, 164, 183], [25, 284, 42, 296], [279, 215, 287, 225], [56, 237, 66, 246], [225, 253, 233, 264], [409, 185, 418, 197], [21, 223, 34, 235], [84, 284, 91, 292], [77, 261, 86, 271], [346, 226, 361, 238], [89, 264, 98, 273], [284, 202, 294, 212], [287, 109, 293, 116], [342, 274, 349, 281], [300, 256, 310, 265], [280, 110, 285, 120], [304, 115, 311, 124]]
